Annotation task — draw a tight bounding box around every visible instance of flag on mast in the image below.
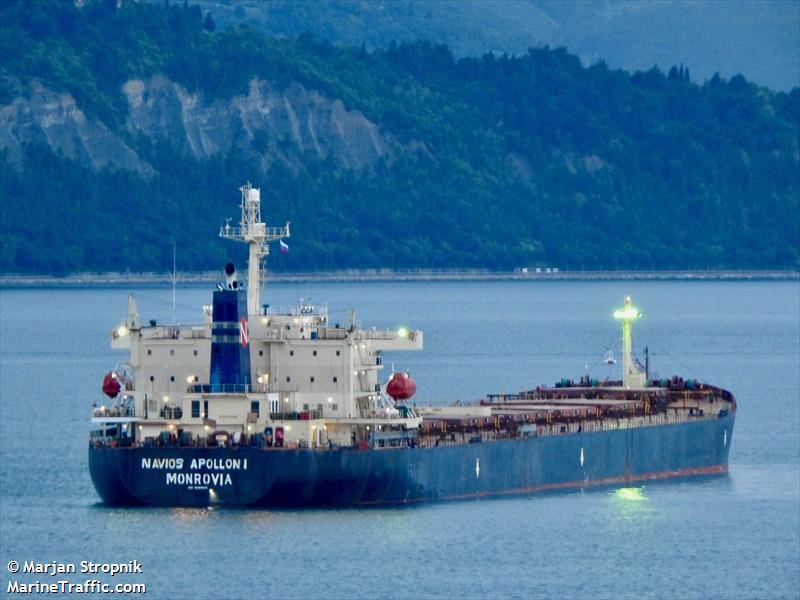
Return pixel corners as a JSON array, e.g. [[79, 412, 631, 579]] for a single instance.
[[279, 240, 289, 254]]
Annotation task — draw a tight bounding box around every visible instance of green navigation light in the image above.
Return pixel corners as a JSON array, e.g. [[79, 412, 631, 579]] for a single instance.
[[614, 307, 641, 320]]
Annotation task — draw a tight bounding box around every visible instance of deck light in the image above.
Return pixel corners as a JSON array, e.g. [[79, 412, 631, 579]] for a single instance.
[[116, 326, 128, 337], [397, 327, 409, 338]]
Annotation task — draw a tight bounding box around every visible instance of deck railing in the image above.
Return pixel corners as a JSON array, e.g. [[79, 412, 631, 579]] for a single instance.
[[93, 406, 136, 418], [188, 383, 270, 394]]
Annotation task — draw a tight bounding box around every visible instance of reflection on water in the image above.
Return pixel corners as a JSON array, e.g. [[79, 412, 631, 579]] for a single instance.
[[608, 486, 654, 524], [612, 486, 647, 502], [169, 507, 217, 524]]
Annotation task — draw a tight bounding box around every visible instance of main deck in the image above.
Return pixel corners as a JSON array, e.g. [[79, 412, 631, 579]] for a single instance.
[[91, 377, 735, 454]]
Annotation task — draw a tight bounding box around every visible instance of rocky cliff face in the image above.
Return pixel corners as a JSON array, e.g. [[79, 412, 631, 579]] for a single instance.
[[0, 76, 394, 174], [0, 80, 152, 174]]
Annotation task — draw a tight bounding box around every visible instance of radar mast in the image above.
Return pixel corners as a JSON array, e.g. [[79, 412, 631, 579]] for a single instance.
[[219, 182, 290, 315]]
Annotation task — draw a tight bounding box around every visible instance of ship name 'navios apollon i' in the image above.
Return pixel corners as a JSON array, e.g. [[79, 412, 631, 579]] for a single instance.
[[89, 183, 736, 507]]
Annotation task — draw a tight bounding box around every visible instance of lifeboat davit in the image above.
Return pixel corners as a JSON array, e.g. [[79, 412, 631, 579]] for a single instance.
[[386, 372, 416, 401], [102, 372, 121, 398]]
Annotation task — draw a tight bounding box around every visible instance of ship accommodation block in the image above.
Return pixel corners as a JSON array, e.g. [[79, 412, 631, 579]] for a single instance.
[[108, 304, 423, 448]]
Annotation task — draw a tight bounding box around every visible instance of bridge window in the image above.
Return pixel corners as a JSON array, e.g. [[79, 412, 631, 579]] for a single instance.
[[336, 350, 340, 356], [286, 376, 291, 383], [290, 350, 294, 357], [191, 401, 200, 418], [251, 400, 260, 417], [310, 376, 315, 383], [313, 350, 317, 356], [333, 377, 338, 383]]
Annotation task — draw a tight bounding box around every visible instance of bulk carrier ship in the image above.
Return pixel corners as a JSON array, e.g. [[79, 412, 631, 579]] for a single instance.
[[89, 183, 736, 507]]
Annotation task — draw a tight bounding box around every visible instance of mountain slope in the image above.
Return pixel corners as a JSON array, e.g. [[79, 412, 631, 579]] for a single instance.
[[198, 0, 800, 92], [0, 0, 797, 274]]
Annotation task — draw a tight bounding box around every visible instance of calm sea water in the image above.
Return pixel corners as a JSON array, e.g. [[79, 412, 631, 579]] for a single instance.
[[1, 280, 798, 599]]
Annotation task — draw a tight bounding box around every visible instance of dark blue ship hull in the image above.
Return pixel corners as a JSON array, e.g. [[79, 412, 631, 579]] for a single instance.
[[89, 414, 735, 507]]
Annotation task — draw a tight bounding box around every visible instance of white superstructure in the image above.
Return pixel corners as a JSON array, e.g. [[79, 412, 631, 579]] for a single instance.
[[97, 183, 423, 449]]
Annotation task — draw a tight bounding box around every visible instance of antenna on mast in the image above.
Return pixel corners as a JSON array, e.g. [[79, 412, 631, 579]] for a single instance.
[[219, 182, 290, 316]]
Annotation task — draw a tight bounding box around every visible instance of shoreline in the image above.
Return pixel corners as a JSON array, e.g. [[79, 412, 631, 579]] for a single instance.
[[1, 269, 797, 287]]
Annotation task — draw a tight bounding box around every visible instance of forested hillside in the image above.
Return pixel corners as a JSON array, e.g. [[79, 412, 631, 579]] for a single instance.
[[199, 0, 800, 92], [0, 0, 797, 274]]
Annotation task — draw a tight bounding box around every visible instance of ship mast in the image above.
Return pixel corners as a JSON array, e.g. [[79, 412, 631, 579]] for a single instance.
[[219, 182, 290, 316], [614, 295, 646, 389]]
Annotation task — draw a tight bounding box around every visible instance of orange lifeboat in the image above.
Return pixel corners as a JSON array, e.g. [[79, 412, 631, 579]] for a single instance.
[[102, 372, 121, 398], [386, 372, 417, 401]]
